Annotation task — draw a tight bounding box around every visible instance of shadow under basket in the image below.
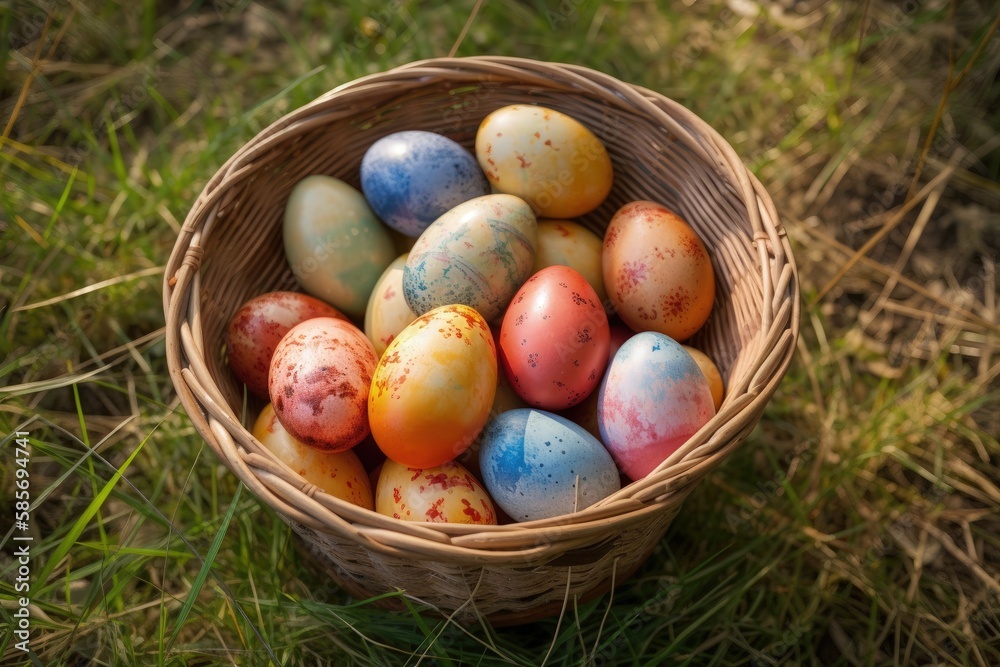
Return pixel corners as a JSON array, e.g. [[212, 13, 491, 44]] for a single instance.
[[163, 56, 800, 626]]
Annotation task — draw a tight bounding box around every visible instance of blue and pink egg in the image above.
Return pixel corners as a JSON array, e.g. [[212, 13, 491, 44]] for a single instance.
[[597, 331, 716, 480]]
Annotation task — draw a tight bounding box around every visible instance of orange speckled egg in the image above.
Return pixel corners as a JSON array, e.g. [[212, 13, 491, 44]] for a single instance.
[[268, 317, 377, 452], [683, 345, 725, 411], [475, 105, 613, 219], [603, 201, 715, 342], [533, 219, 608, 308], [375, 458, 496, 525], [368, 304, 497, 468], [252, 403, 373, 510], [364, 254, 418, 358], [226, 291, 347, 399]]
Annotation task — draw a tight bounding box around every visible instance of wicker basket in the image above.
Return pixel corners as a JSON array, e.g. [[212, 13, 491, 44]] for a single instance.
[[163, 56, 799, 625]]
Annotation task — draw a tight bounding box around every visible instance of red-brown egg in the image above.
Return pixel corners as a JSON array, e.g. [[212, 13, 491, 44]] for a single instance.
[[268, 317, 377, 452], [226, 291, 346, 399], [603, 201, 715, 342]]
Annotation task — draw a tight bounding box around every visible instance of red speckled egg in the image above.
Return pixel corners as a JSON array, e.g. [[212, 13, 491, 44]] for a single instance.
[[603, 201, 715, 341], [252, 403, 373, 510], [226, 291, 346, 399], [375, 458, 496, 525], [269, 317, 377, 452], [499, 265, 610, 410]]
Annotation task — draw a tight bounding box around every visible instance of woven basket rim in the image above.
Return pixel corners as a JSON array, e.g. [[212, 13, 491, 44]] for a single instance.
[[163, 55, 800, 566]]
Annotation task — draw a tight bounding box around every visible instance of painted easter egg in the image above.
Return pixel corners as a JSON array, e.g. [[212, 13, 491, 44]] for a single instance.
[[252, 403, 374, 510], [499, 265, 610, 410], [268, 317, 377, 452], [375, 458, 496, 525], [603, 201, 715, 341], [533, 219, 608, 307], [479, 408, 621, 522], [364, 254, 418, 358], [283, 175, 396, 319], [598, 332, 716, 480], [226, 291, 347, 399], [368, 304, 497, 469], [475, 105, 613, 219], [403, 194, 537, 322], [683, 345, 725, 411], [361, 131, 490, 237]]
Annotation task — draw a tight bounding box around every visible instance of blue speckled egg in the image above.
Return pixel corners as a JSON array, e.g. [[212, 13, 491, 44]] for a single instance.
[[403, 194, 537, 322], [361, 131, 491, 238], [478, 408, 620, 522], [598, 331, 715, 480]]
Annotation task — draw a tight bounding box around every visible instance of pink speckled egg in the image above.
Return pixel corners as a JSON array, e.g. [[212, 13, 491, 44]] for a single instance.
[[252, 403, 373, 510], [269, 317, 377, 452], [598, 331, 715, 480], [499, 265, 610, 410], [375, 458, 497, 525], [603, 201, 715, 342], [226, 291, 346, 399], [364, 254, 418, 358], [475, 105, 613, 219]]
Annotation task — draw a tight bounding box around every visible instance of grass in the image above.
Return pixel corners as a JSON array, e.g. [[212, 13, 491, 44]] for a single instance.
[[1, 0, 998, 664]]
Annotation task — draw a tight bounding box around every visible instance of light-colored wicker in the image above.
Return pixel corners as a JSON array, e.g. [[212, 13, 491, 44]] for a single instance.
[[163, 56, 799, 625]]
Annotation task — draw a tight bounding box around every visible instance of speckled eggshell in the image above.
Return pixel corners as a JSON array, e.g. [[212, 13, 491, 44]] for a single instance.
[[533, 219, 608, 307], [283, 175, 396, 319], [226, 291, 347, 399], [364, 254, 418, 358], [403, 194, 537, 322], [252, 403, 374, 510], [375, 458, 496, 525], [598, 332, 716, 480], [479, 408, 621, 522], [475, 105, 613, 219], [499, 265, 610, 410], [603, 201, 715, 342], [268, 317, 378, 452], [368, 304, 498, 469], [361, 131, 490, 237]]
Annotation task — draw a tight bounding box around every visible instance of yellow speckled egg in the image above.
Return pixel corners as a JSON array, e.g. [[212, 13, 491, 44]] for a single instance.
[[364, 254, 418, 358], [533, 219, 608, 308], [252, 403, 374, 510], [376, 459, 496, 524], [476, 105, 613, 219], [369, 304, 497, 469], [283, 175, 396, 319], [683, 345, 724, 411]]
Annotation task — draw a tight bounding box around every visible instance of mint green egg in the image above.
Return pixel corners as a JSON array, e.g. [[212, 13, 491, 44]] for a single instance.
[[283, 175, 395, 319]]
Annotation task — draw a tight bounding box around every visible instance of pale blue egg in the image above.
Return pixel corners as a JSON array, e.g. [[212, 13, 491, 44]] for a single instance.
[[403, 194, 537, 322], [479, 408, 620, 522], [361, 131, 490, 237]]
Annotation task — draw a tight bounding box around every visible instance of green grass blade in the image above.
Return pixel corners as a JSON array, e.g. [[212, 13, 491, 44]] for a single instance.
[[166, 481, 243, 652]]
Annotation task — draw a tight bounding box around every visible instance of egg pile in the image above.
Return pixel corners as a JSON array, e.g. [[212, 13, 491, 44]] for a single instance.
[[225, 105, 726, 525]]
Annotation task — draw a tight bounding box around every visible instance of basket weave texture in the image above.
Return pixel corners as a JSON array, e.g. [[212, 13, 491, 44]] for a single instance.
[[163, 56, 799, 624]]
